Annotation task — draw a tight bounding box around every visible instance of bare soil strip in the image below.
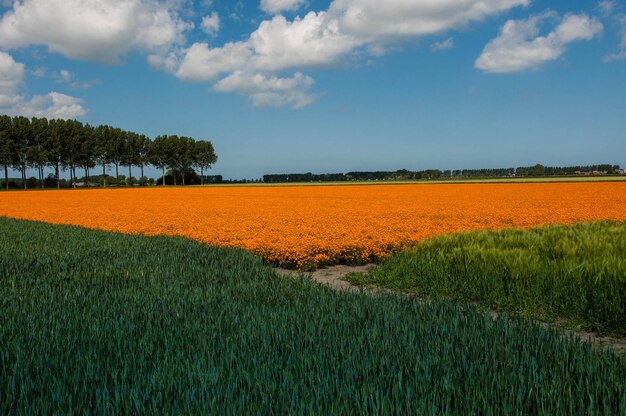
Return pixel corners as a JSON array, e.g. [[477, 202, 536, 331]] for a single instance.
[[276, 264, 626, 354]]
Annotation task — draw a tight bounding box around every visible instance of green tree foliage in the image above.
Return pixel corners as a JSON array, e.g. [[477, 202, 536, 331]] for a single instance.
[[11, 116, 31, 189], [193, 140, 218, 184], [147, 135, 170, 186], [170, 136, 196, 185], [27, 117, 48, 189], [137, 134, 150, 185], [77, 124, 96, 187], [94, 125, 113, 187], [46, 119, 64, 188], [0, 115, 15, 189], [0, 114, 220, 189]]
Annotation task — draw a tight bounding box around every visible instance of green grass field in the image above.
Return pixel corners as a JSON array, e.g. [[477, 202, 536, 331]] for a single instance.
[[346, 221, 626, 335], [0, 217, 624, 414]]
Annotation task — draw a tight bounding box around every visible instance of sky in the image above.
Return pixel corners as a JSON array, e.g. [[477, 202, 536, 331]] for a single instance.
[[0, 0, 625, 180]]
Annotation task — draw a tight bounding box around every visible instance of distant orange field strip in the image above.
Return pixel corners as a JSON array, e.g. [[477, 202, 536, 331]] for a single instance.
[[1, 183, 625, 268]]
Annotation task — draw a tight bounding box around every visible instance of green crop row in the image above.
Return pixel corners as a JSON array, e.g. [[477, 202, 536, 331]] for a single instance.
[[347, 221, 626, 335], [0, 217, 624, 414]]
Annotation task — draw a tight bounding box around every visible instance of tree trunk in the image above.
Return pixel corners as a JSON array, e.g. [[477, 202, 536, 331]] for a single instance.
[[56, 162, 60, 189], [162, 166, 165, 186], [201, 167, 204, 185], [128, 165, 132, 186], [85, 167, 89, 188], [72, 164, 77, 188], [4, 163, 8, 189], [115, 162, 119, 187], [141, 164, 144, 186], [182, 171, 185, 186], [22, 160, 26, 189], [39, 165, 43, 189], [102, 163, 107, 188]]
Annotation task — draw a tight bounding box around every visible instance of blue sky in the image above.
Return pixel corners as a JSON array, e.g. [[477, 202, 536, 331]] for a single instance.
[[0, 0, 624, 179]]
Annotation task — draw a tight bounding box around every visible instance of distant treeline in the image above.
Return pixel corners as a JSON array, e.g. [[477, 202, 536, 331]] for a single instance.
[[0, 114, 217, 189], [263, 164, 623, 183]]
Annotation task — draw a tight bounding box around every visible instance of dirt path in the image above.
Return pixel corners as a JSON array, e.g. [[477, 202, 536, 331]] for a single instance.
[[276, 264, 375, 292], [276, 264, 626, 354]]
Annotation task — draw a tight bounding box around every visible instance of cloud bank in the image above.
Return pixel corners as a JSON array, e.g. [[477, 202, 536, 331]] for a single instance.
[[1, 0, 608, 108], [171, 0, 529, 107]]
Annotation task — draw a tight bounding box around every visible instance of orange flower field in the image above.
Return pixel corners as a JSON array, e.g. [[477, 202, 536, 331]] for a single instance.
[[1, 182, 625, 269]]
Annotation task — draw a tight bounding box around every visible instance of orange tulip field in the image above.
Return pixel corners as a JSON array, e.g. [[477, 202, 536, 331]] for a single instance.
[[1, 182, 625, 269]]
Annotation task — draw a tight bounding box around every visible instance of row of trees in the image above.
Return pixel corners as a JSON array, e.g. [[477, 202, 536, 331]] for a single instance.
[[0, 115, 217, 189], [263, 164, 624, 183]]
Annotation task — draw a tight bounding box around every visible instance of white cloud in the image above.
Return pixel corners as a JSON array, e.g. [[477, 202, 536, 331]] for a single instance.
[[201, 11, 220, 36], [0, 0, 191, 62], [555, 14, 604, 43], [248, 12, 358, 71], [16, 92, 87, 119], [260, 0, 306, 15], [32, 67, 46, 78], [0, 50, 24, 98], [603, 50, 626, 61], [0, 51, 86, 118], [2, 0, 532, 109], [601, 3, 626, 63], [475, 12, 603, 73], [431, 37, 455, 52], [178, 11, 358, 79], [213, 71, 315, 108], [55, 69, 97, 89], [176, 41, 252, 81], [170, 0, 529, 108], [59, 69, 72, 82], [329, 0, 530, 39], [599, 0, 615, 17]]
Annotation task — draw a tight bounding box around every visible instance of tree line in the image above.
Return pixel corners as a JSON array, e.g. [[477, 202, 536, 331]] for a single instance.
[[263, 164, 623, 183], [0, 115, 217, 189]]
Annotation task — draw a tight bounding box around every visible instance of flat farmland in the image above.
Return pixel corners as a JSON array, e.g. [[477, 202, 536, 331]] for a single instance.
[[1, 182, 625, 268]]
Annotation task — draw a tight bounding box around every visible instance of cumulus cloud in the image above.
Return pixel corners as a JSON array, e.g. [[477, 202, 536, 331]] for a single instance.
[[0, 52, 86, 118], [174, 9, 361, 106], [15, 92, 87, 119], [201, 11, 220, 36], [0, 0, 191, 62], [213, 71, 315, 108], [260, 0, 307, 15], [329, 0, 529, 39], [431, 37, 455, 52], [248, 12, 358, 71], [475, 12, 603, 73], [172, 0, 530, 107], [0, 50, 24, 98], [2, 0, 533, 108], [176, 41, 252, 81]]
